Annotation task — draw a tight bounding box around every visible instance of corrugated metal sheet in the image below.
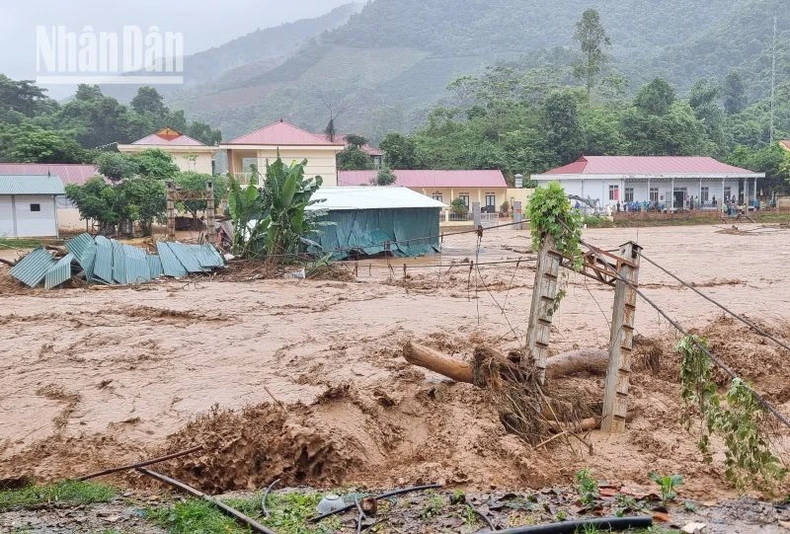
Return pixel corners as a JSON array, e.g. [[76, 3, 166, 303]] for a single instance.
[[156, 241, 188, 278], [44, 253, 74, 290], [0, 175, 66, 195], [167, 242, 205, 273], [66, 233, 97, 281], [123, 244, 150, 284], [112, 241, 126, 284], [0, 163, 100, 186], [9, 248, 56, 287], [93, 236, 114, 283], [195, 244, 225, 269], [147, 254, 163, 279]]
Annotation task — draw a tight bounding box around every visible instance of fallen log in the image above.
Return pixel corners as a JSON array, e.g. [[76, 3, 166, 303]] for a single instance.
[[403, 342, 608, 386]]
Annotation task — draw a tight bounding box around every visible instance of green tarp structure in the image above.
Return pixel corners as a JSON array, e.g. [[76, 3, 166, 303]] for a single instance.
[[311, 207, 441, 259]]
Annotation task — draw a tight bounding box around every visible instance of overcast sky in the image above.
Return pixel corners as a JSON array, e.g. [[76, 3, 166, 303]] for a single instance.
[[0, 0, 351, 83]]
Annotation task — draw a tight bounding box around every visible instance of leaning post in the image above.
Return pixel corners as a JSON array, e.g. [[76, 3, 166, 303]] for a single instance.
[[205, 180, 216, 245], [601, 241, 642, 433], [166, 181, 176, 242], [525, 234, 562, 384]]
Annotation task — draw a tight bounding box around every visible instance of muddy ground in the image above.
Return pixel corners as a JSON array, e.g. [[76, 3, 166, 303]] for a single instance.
[[1, 224, 790, 526]]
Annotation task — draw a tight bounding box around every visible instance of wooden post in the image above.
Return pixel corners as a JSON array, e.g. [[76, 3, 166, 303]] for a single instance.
[[472, 201, 481, 227], [205, 180, 215, 245], [166, 181, 176, 241], [513, 201, 522, 230], [525, 235, 561, 384], [601, 241, 641, 433]]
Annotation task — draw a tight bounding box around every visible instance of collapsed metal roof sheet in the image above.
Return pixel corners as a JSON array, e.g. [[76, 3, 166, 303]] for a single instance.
[[44, 253, 74, 290], [156, 241, 188, 278], [123, 244, 151, 284], [93, 236, 113, 283], [147, 254, 163, 279], [9, 248, 57, 287], [167, 242, 205, 273]]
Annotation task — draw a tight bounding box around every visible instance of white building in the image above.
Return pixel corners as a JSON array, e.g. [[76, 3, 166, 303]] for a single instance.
[[532, 156, 764, 211], [0, 175, 65, 238]]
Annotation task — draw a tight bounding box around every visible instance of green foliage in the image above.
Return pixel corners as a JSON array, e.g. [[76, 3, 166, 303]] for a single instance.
[[131, 86, 167, 116], [635, 78, 676, 115], [380, 132, 422, 169], [648, 472, 684, 504], [0, 123, 87, 163], [95, 152, 138, 182], [228, 156, 325, 260], [122, 176, 167, 236], [174, 172, 228, 220], [677, 335, 786, 488], [528, 182, 582, 267], [420, 491, 444, 519], [573, 468, 600, 507], [450, 197, 467, 215], [572, 8, 611, 99], [724, 70, 747, 115], [0, 480, 116, 511], [343, 134, 368, 148], [376, 167, 397, 185], [337, 145, 374, 170], [132, 149, 180, 179]]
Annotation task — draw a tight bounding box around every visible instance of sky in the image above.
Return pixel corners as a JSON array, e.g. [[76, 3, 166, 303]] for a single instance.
[[0, 0, 351, 95]]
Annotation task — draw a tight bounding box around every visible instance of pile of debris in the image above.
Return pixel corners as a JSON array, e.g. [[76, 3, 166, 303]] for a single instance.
[[9, 233, 225, 290]]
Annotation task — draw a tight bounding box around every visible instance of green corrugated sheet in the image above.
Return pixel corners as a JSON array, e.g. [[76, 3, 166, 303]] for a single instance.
[[93, 236, 114, 283], [0, 175, 65, 195], [66, 233, 97, 281], [147, 254, 163, 278], [156, 241, 188, 278], [112, 241, 126, 284], [44, 253, 74, 290], [9, 248, 56, 287], [167, 242, 206, 273], [310, 208, 441, 260], [123, 244, 150, 284]]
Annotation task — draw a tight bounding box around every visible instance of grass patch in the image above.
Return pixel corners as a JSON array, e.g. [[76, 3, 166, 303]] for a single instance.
[[0, 238, 44, 249], [0, 480, 116, 511], [148, 490, 340, 534]]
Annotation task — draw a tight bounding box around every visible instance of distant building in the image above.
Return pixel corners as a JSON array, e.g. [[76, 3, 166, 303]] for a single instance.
[[0, 163, 102, 231], [305, 186, 445, 259], [337, 169, 528, 219], [532, 156, 764, 210], [220, 120, 345, 185], [0, 175, 65, 238], [322, 133, 383, 168], [118, 127, 217, 174]]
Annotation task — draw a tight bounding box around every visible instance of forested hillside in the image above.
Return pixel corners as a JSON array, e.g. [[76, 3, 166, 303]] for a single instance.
[[168, 0, 789, 139]]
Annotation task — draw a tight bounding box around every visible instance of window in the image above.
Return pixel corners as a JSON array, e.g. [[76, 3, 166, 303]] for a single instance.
[[724, 186, 731, 201], [701, 186, 709, 203], [624, 187, 634, 202], [485, 193, 496, 209], [608, 184, 619, 201], [649, 187, 659, 202], [432, 192, 443, 202], [30, 203, 41, 212], [459, 193, 470, 207]]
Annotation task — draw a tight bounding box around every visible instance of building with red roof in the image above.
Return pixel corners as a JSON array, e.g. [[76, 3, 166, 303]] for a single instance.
[[780, 139, 790, 152], [338, 169, 523, 217], [220, 120, 345, 185], [118, 127, 217, 174], [533, 156, 764, 211]]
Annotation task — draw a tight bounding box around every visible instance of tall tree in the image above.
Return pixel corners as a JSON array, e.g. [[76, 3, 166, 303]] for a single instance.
[[541, 89, 584, 165], [572, 8, 611, 100], [380, 133, 422, 169], [131, 87, 167, 117], [634, 78, 676, 115], [723, 69, 747, 115], [0, 124, 87, 163]]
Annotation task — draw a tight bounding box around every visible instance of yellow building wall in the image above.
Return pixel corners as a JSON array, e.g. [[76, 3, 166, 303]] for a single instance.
[[413, 187, 507, 210], [227, 148, 339, 186], [171, 152, 214, 174]]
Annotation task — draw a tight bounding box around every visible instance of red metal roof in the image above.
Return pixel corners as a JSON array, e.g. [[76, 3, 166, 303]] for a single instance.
[[780, 140, 790, 151], [132, 131, 206, 146], [225, 120, 344, 146], [338, 169, 507, 188], [542, 156, 759, 175], [0, 163, 101, 186]]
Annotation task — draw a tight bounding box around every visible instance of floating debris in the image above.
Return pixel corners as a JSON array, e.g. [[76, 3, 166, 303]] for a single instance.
[[9, 233, 225, 290]]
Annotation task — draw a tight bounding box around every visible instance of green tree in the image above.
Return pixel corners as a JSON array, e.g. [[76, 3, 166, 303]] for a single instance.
[[728, 144, 789, 195], [65, 177, 122, 235], [0, 74, 57, 117], [344, 134, 368, 148], [723, 69, 747, 115], [635, 78, 676, 115], [122, 176, 166, 236], [380, 133, 422, 169], [337, 146, 374, 170], [132, 149, 180, 179], [542, 89, 584, 165], [572, 8, 611, 100], [689, 79, 725, 151], [376, 167, 397, 185], [131, 87, 167, 117], [95, 151, 138, 182], [173, 172, 228, 221], [185, 121, 222, 146], [0, 124, 86, 163]]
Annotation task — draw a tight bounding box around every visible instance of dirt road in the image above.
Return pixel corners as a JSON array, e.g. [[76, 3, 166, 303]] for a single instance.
[[1, 224, 788, 500]]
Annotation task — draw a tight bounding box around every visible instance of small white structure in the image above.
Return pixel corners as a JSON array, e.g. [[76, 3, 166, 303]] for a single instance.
[[0, 175, 65, 238], [532, 156, 764, 211]]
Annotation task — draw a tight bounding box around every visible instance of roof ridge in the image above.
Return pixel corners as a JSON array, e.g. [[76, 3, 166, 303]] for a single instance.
[[228, 119, 336, 144]]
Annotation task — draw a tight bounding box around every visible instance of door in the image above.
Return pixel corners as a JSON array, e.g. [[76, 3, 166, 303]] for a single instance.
[[673, 190, 684, 210]]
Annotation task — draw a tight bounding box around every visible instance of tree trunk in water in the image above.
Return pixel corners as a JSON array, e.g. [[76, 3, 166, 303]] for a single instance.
[[403, 341, 474, 384]]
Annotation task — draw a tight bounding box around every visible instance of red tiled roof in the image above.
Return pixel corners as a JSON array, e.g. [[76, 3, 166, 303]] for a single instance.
[[338, 169, 507, 188], [780, 140, 790, 151], [225, 120, 344, 146], [541, 156, 759, 175], [132, 133, 206, 146], [0, 163, 101, 186]]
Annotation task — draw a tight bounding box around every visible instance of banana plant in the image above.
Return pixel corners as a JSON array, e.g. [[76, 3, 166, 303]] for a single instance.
[[227, 156, 327, 261]]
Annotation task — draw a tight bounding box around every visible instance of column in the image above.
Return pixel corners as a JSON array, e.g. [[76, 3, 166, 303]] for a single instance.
[[671, 177, 675, 210], [601, 241, 642, 433], [525, 235, 562, 384], [205, 181, 215, 245]]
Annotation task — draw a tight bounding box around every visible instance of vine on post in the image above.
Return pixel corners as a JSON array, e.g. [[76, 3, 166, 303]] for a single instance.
[[677, 335, 786, 489], [527, 182, 583, 269]]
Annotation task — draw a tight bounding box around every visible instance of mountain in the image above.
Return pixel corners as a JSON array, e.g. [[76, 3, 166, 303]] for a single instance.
[[166, 0, 788, 140], [103, 3, 362, 103]]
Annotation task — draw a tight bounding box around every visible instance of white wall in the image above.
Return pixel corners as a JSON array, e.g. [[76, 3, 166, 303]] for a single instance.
[[13, 195, 58, 237], [0, 196, 14, 237]]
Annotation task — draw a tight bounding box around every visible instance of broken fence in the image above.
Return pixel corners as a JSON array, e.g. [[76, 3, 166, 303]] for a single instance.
[[9, 233, 225, 290]]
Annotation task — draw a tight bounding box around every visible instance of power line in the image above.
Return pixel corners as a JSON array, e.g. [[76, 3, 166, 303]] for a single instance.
[[641, 253, 790, 355]]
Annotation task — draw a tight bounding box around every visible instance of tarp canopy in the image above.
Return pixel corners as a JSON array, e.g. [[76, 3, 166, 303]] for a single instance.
[[311, 207, 441, 259]]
